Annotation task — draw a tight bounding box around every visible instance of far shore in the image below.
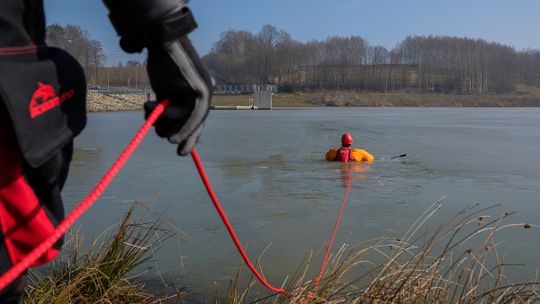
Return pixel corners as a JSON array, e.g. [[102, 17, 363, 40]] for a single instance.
[[86, 89, 540, 112]]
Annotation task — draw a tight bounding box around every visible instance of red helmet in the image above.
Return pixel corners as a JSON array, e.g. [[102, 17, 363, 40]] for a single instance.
[[341, 133, 353, 146]]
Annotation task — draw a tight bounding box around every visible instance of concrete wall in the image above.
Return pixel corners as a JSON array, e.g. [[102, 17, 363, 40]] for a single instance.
[[253, 91, 272, 109]]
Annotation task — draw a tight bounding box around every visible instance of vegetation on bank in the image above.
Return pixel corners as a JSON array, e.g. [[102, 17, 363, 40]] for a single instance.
[[24, 202, 540, 303], [23, 204, 179, 304], [86, 89, 540, 112], [215, 202, 540, 303], [212, 92, 318, 107], [212, 89, 540, 108], [84, 84, 540, 113], [307, 89, 540, 107]]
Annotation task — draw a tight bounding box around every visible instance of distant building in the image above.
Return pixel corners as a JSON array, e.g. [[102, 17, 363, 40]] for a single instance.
[[253, 91, 272, 110]]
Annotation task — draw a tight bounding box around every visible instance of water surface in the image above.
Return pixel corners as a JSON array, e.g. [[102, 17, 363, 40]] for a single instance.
[[63, 107, 540, 299]]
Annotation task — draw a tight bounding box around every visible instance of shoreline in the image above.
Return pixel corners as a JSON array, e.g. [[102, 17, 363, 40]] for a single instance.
[[86, 90, 540, 112], [306, 91, 540, 107], [86, 91, 150, 112]]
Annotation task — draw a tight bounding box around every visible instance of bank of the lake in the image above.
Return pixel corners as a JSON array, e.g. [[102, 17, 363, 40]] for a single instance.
[[87, 87, 540, 112], [86, 91, 151, 112], [213, 88, 540, 107]]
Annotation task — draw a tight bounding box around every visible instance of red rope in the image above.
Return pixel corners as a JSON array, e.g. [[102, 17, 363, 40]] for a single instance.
[[191, 149, 289, 297], [314, 173, 351, 289], [304, 169, 351, 303], [0, 99, 171, 291]]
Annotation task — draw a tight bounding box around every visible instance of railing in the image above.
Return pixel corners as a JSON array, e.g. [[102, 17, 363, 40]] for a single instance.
[[214, 84, 277, 95], [87, 85, 152, 94], [87, 84, 278, 95]]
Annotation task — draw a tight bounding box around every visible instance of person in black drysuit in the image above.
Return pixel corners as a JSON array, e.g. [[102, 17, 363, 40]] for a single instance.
[[0, 1, 212, 302]]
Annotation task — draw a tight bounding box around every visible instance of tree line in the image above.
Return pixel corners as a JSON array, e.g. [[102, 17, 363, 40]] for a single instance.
[[46, 23, 149, 89], [203, 25, 540, 94], [46, 23, 540, 94]]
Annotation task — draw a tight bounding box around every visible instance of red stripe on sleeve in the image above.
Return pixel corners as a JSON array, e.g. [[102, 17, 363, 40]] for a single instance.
[[0, 128, 59, 267]]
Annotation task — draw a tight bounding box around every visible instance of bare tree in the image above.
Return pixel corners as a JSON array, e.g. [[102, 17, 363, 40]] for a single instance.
[[46, 23, 105, 82]]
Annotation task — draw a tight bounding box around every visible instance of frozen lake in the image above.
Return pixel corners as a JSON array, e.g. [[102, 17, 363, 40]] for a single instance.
[[62, 107, 540, 300]]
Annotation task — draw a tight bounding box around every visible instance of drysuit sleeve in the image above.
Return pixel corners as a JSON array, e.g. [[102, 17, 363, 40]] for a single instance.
[[351, 149, 375, 162], [102, 0, 213, 155], [325, 149, 338, 161]]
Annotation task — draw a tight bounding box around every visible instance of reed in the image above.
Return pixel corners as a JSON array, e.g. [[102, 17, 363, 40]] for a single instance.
[[215, 202, 540, 303], [23, 201, 540, 303], [23, 203, 179, 304]]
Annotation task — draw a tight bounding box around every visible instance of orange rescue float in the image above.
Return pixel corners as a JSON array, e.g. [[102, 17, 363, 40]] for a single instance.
[[325, 148, 375, 162]]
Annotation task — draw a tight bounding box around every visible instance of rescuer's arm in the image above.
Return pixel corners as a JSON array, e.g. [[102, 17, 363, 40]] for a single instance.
[[325, 149, 338, 161], [102, 0, 212, 155], [360, 149, 375, 162], [350, 149, 375, 162]]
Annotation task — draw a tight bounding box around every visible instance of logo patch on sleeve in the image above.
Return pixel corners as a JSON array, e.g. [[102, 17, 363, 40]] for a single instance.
[[29, 82, 75, 118]]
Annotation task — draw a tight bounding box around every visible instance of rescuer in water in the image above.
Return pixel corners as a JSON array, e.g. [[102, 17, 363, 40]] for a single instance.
[[325, 133, 374, 162], [336, 133, 355, 162]]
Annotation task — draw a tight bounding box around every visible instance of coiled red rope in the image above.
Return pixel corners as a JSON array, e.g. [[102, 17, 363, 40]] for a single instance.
[[0, 99, 171, 291]]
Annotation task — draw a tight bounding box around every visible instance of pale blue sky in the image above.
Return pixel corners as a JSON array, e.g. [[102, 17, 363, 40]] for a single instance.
[[44, 0, 540, 66]]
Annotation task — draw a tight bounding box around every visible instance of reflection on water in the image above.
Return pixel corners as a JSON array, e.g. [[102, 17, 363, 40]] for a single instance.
[[63, 108, 540, 300], [338, 162, 372, 187]]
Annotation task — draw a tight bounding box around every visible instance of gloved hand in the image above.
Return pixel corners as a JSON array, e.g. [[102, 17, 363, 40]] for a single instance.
[[103, 0, 212, 155]]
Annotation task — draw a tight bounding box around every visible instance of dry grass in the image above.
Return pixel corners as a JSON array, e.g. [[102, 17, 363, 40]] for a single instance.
[[211, 94, 253, 107], [516, 85, 540, 98], [212, 93, 317, 107], [212, 90, 540, 108], [23, 203, 181, 304], [215, 202, 540, 303], [309, 90, 540, 107], [23, 201, 540, 303], [272, 93, 319, 107]]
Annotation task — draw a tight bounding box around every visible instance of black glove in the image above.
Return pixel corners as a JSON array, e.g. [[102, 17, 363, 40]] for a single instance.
[[103, 0, 212, 155]]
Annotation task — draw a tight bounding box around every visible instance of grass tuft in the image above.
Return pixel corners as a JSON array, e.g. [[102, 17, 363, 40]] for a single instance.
[[23, 201, 540, 303], [215, 202, 540, 303], [23, 203, 180, 304]]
